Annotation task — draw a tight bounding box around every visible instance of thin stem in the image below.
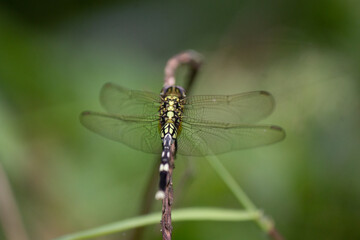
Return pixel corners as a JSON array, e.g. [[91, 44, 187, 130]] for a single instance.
[[161, 143, 175, 240], [205, 154, 269, 231], [205, 155, 257, 211], [164, 50, 202, 88], [132, 50, 202, 240], [160, 50, 203, 240], [54, 208, 260, 240], [205, 154, 284, 239]]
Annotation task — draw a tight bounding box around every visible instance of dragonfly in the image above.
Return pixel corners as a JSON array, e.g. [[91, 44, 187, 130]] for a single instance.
[[80, 83, 285, 199]]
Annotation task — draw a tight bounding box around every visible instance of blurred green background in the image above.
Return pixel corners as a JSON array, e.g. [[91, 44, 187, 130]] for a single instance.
[[0, 0, 360, 239]]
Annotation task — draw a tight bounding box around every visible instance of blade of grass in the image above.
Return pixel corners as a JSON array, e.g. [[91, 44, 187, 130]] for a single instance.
[[205, 154, 274, 232], [54, 208, 259, 240]]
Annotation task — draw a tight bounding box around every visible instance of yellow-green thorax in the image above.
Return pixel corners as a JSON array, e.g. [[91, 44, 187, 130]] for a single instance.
[[159, 86, 186, 140]]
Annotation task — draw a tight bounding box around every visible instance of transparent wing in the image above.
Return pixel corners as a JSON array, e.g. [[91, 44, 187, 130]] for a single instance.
[[100, 82, 161, 117], [183, 91, 275, 124], [177, 121, 285, 156], [80, 111, 162, 154]]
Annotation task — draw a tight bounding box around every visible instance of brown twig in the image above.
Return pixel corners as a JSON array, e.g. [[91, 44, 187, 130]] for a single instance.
[[160, 51, 202, 240], [160, 144, 175, 240], [131, 51, 202, 240], [164, 50, 202, 89]]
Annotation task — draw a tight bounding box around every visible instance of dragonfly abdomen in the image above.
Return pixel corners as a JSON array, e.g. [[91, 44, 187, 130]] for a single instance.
[[156, 123, 179, 199], [155, 132, 173, 200], [156, 87, 186, 199]]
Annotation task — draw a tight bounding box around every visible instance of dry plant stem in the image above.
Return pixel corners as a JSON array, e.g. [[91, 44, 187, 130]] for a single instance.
[[131, 51, 202, 240], [161, 51, 202, 240], [164, 50, 202, 89], [161, 144, 175, 240], [133, 51, 202, 240], [0, 163, 29, 240]]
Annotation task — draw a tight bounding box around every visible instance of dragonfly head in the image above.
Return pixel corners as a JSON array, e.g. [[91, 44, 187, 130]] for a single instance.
[[161, 86, 186, 99]]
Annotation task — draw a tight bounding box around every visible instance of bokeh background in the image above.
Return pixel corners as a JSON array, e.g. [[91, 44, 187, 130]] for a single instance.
[[1, 0, 360, 239]]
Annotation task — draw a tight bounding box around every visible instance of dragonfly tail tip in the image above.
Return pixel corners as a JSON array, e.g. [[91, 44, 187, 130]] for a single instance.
[[155, 190, 165, 200]]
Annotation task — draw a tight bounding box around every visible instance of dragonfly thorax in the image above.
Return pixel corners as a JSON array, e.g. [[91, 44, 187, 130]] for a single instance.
[[159, 87, 185, 140]]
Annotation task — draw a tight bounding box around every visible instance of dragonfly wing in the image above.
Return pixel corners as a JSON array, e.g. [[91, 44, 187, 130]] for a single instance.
[[183, 91, 275, 124], [177, 121, 285, 156], [100, 82, 160, 117], [80, 111, 162, 154]]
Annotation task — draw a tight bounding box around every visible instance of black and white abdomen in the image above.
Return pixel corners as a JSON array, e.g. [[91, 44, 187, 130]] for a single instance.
[[156, 87, 186, 199]]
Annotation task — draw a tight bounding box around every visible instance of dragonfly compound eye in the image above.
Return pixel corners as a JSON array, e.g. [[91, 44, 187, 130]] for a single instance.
[[175, 86, 186, 98]]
